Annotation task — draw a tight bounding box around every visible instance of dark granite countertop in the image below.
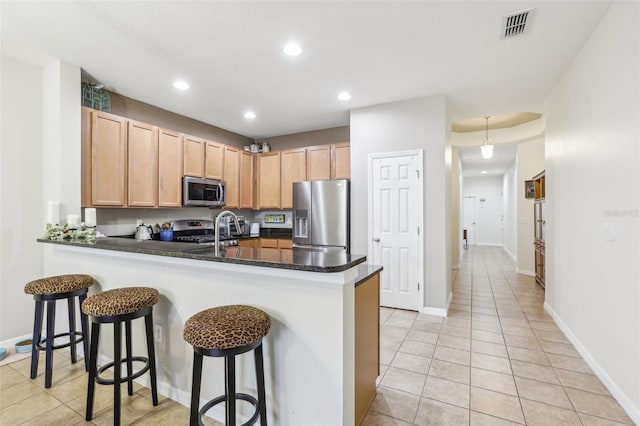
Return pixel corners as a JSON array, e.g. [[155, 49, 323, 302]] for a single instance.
[[354, 264, 383, 287], [37, 237, 366, 273]]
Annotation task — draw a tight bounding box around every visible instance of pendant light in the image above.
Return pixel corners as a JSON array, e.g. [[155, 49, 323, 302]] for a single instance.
[[481, 116, 494, 159]]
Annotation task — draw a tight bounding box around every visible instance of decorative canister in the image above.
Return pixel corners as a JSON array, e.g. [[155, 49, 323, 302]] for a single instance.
[[262, 142, 270, 152]]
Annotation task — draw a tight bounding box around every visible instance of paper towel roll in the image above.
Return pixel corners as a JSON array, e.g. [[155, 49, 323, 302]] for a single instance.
[[84, 208, 97, 227], [46, 201, 60, 225]]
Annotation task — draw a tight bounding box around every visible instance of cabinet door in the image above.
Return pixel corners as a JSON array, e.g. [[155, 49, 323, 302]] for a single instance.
[[224, 146, 240, 209], [281, 148, 307, 209], [256, 152, 281, 209], [205, 141, 224, 179], [307, 145, 331, 181], [183, 136, 204, 177], [331, 142, 350, 179], [127, 121, 158, 207], [354, 273, 380, 425], [158, 129, 183, 207], [240, 151, 254, 209], [91, 110, 127, 206]]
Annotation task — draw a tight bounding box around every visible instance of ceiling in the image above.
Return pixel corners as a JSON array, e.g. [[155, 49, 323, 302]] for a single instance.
[[1, 1, 610, 139], [452, 112, 542, 133]]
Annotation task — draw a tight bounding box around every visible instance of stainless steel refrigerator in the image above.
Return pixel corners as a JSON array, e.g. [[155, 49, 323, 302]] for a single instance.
[[293, 179, 350, 252]]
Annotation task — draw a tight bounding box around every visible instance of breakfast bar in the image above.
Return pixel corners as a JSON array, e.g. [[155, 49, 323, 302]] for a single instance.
[[38, 238, 381, 425]]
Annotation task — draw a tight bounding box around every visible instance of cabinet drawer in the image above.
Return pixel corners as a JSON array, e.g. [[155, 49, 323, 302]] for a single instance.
[[260, 238, 278, 248]]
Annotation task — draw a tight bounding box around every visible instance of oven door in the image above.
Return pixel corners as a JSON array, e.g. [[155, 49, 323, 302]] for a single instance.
[[183, 177, 226, 207]]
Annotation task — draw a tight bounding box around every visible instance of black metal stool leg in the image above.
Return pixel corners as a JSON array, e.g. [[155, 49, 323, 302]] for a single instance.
[[113, 320, 122, 426], [79, 292, 89, 371], [144, 313, 159, 406], [225, 355, 237, 426], [125, 320, 134, 396], [30, 300, 44, 379], [67, 296, 77, 364], [190, 352, 203, 426], [44, 300, 56, 388], [255, 343, 268, 425], [86, 322, 100, 421]]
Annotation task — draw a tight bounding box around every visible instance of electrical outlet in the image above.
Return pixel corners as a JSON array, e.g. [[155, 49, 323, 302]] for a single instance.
[[154, 325, 163, 344]]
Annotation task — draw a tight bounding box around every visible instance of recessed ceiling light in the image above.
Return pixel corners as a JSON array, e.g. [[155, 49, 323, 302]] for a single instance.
[[173, 80, 189, 90], [481, 170, 488, 174], [244, 111, 256, 120], [337, 91, 352, 101], [283, 43, 302, 56]]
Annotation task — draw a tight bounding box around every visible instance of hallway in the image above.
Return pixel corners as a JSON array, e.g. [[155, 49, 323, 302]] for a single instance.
[[363, 246, 634, 425]]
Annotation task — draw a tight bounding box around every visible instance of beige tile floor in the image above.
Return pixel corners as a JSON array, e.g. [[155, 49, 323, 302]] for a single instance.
[[0, 246, 634, 425], [0, 346, 223, 425], [362, 246, 635, 426]]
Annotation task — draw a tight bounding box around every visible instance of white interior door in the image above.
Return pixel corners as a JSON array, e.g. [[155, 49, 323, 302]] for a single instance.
[[463, 196, 476, 245], [370, 151, 422, 311]]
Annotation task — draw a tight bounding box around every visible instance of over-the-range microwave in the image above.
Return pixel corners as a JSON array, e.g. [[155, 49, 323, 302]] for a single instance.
[[182, 176, 226, 207]]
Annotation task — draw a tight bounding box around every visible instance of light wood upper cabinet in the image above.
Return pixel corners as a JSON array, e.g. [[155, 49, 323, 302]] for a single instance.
[[205, 141, 224, 180], [307, 145, 331, 181], [332, 142, 350, 179], [224, 146, 241, 209], [91, 110, 127, 206], [281, 148, 307, 209], [240, 150, 254, 209], [183, 136, 205, 177], [127, 121, 158, 207], [158, 128, 183, 207], [256, 151, 281, 209]]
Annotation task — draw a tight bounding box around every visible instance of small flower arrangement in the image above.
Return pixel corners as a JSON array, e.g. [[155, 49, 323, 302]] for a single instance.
[[43, 223, 96, 242]]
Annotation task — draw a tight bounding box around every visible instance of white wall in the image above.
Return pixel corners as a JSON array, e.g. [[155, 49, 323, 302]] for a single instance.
[[516, 138, 544, 275], [502, 162, 517, 260], [351, 95, 451, 311], [451, 147, 462, 268], [0, 56, 44, 342], [462, 176, 503, 246], [545, 1, 639, 423]]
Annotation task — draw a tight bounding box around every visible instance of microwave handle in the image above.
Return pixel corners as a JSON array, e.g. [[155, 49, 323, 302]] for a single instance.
[[217, 183, 223, 202]]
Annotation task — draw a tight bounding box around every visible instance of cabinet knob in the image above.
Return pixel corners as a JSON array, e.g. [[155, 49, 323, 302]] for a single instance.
[[374, 238, 380, 243]]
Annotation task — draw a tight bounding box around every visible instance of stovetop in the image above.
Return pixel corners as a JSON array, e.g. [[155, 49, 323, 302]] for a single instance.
[[170, 219, 237, 245]]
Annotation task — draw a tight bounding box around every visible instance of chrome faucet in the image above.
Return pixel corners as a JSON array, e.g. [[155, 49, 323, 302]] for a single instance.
[[214, 210, 241, 256]]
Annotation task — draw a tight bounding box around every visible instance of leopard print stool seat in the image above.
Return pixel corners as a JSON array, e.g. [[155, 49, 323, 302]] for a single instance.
[[82, 287, 159, 426], [25, 274, 94, 295], [81, 287, 159, 317], [184, 305, 271, 426], [24, 274, 94, 389], [183, 305, 271, 350]]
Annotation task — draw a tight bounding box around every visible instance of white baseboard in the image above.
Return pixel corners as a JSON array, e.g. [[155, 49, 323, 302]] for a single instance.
[[516, 268, 535, 277], [422, 291, 453, 318], [503, 247, 516, 262], [544, 302, 640, 425]]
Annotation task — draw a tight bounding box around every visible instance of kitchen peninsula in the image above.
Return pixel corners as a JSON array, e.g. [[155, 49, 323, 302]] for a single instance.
[[38, 238, 381, 425]]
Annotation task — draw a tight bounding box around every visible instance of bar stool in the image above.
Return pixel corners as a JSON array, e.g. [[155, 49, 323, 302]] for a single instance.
[[82, 287, 159, 425], [184, 305, 271, 426], [24, 274, 93, 388]]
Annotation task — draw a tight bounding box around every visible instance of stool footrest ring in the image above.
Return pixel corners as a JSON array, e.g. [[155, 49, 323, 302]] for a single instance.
[[96, 356, 150, 385], [199, 393, 260, 426], [36, 331, 84, 351]]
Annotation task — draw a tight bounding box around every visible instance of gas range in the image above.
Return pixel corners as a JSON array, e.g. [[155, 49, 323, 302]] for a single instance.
[[171, 219, 238, 247]]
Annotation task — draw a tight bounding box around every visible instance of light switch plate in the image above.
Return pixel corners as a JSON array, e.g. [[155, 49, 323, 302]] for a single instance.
[[604, 222, 614, 241]]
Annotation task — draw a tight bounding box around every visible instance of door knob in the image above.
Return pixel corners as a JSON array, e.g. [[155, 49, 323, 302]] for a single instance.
[[374, 238, 380, 243]]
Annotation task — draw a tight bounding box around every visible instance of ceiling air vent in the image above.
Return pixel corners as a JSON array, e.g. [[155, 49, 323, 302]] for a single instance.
[[502, 8, 535, 39]]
